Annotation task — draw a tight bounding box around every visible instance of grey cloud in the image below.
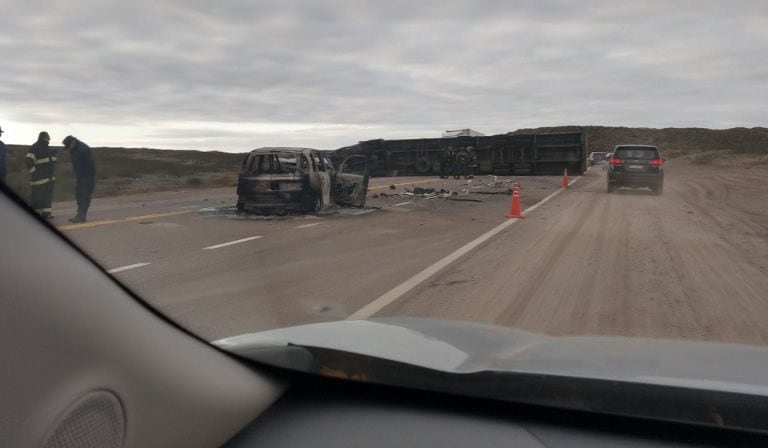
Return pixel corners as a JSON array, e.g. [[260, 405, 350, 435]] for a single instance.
[[1, 0, 767, 150]]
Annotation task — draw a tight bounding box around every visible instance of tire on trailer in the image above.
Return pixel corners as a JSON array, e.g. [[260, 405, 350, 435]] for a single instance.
[[414, 157, 431, 174]]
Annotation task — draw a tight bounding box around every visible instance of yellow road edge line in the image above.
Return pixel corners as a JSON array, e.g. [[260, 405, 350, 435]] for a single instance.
[[123, 210, 195, 221], [58, 220, 123, 230], [58, 209, 195, 231]]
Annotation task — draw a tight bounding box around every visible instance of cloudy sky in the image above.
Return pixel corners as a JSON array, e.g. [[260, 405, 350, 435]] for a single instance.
[[2, 0, 766, 152]]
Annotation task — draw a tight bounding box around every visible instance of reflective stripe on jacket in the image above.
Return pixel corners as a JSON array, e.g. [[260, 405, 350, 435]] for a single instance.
[[26, 142, 57, 184]]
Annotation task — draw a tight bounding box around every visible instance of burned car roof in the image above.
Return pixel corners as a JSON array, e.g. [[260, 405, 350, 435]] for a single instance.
[[246, 147, 318, 154]]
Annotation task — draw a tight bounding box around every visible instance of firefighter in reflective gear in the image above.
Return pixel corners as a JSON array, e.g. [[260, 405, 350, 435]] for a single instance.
[[455, 147, 470, 179], [25, 131, 56, 218], [62, 135, 96, 223], [466, 146, 478, 179]]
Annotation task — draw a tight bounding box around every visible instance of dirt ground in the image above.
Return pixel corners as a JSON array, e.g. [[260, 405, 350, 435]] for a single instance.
[[379, 160, 768, 346]]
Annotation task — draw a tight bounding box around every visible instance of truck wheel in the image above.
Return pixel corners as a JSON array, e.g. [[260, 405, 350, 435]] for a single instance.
[[607, 183, 616, 193], [654, 184, 664, 195], [414, 157, 431, 174]]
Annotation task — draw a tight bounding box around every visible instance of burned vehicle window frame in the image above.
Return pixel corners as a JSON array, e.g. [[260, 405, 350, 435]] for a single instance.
[[236, 148, 369, 214]]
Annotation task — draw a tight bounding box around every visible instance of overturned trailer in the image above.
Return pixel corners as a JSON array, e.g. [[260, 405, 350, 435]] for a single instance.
[[333, 131, 587, 177]]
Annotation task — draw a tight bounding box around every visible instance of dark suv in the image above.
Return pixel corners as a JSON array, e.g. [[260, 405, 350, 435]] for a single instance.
[[607, 145, 664, 194]]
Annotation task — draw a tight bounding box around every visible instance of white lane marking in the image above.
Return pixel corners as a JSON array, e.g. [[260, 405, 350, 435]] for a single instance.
[[347, 177, 581, 320], [353, 209, 375, 215], [180, 205, 200, 209], [295, 222, 324, 229], [393, 201, 413, 207], [107, 262, 151, 274], [203, 236, 263, 250]]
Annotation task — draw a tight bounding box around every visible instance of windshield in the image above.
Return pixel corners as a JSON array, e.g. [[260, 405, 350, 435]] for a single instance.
[[614, 147, 659, 159], [245, 153, 299, 175], [3, 1, 768, 401]]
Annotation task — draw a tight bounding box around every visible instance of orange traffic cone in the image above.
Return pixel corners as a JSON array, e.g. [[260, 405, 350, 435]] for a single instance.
[[561, 168, 569, 189], [507, 185, 524, 218]]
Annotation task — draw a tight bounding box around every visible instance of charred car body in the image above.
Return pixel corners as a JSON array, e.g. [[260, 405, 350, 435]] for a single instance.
[[237, 148, 369, 214]]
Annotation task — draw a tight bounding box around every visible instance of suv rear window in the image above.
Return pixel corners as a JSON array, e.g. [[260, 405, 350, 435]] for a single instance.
[[614, 147, 659, 160], [247, 154, 298, 174]]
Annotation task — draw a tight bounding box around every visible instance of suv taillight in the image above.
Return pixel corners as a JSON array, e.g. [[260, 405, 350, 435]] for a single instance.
[[609, 157, 623, 166], [649, 159, 663, 167]]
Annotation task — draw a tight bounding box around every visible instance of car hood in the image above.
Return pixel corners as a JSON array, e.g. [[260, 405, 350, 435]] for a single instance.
[[215, 317, 768, 433]]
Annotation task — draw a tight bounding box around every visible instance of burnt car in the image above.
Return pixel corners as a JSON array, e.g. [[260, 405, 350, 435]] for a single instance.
[[236, 147, 369, 214]]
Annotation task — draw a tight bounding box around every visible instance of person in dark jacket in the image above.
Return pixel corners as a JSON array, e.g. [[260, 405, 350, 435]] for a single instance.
[[62, 135, 96, 223], [0, 125, 6, 184], [25, 131, 57, 218]]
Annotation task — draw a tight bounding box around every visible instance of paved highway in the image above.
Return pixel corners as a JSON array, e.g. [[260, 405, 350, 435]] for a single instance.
[[56, 164, 768, 345], [58, 176, 561, 339]]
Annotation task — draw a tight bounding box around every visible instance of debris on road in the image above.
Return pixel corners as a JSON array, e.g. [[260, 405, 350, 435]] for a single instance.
[[369, 178, 517, 206]]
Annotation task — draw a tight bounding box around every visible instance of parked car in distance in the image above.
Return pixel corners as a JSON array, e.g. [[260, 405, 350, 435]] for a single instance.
[[607, 145, 665, 194], [601, 152, 613, 170], [588, 151, 608, 166], [236, 148, 369, 214]]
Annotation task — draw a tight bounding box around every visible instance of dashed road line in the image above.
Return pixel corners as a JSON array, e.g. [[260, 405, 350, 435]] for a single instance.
[[393, 201, 413, 207], [353, 209, 376, 215], [295, 222, 324, 229], [203, 236, 263, 250], [107, 262, 151, 274]]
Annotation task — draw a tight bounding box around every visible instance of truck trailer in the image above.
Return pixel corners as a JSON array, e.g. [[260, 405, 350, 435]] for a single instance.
[[333, 130, 587, 177]]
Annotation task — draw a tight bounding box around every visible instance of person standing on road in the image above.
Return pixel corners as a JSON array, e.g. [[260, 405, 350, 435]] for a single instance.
[[25, 132, 57, 218], [0, 125, 6, 184], [62, 135, 96, 223]]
